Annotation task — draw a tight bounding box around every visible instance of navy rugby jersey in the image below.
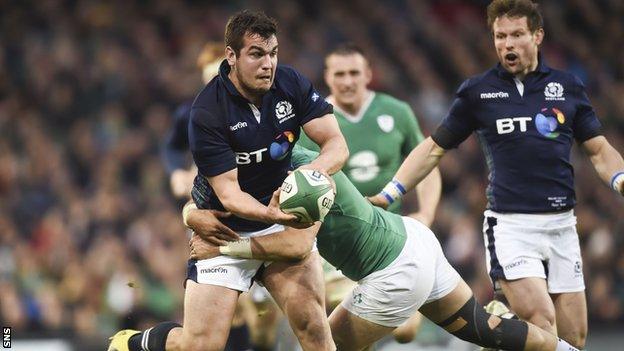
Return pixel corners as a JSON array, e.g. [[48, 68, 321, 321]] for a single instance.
[[161, 101, 192, 174], [189, 60, 332, 231], [433, 59, 601, 213]]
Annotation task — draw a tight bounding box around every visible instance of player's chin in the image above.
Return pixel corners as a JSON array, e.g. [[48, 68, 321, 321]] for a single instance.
[[253, 81, 272, 93]]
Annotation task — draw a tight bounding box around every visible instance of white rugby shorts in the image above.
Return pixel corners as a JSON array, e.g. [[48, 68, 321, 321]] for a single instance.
[[186, 224, 285, 292], [483, 209, 585, 294], [341, 217, 461, 327]]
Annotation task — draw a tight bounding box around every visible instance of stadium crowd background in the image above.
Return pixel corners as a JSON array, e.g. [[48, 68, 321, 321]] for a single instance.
[[1, 0, 623, 347]]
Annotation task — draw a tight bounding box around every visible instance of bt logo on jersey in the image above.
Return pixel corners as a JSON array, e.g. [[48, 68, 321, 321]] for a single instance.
[[495, 117, 532, 134], [236, 148, 268, 164], [236, 131, 295, 164]]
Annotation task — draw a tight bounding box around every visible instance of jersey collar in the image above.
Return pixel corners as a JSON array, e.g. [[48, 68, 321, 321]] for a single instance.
[[331, 91, 375, 123], [495, 53, 551, 80], [218, 59, 277, 101]]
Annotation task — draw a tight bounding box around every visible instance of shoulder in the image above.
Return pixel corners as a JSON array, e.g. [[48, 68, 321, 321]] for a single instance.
[[456, 68, 498, 96], [545, 68, 586, 93], [190, 80, 225, 124], [373, 92, 415, 118], [173, 100, 193, 121], [374, 92, 409, 109], [275, 64, 312, 90]]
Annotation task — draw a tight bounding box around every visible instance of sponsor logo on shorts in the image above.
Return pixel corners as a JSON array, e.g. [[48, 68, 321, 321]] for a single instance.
[[353, 293, 362, 304], [200, 267, 228, 274], [504, 259, 528, 271], [574, 261, 583, 278]]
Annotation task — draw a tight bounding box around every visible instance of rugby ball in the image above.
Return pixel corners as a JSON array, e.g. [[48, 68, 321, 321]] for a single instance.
[[279, 169, 335, 222]]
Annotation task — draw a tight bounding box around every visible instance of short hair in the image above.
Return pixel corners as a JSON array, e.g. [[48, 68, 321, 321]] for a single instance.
[[487, 0, 543, 33], [326, 42, 367, 60], [224, 10, 278, 55], [196, 42, 223, 69], [324, 43, 368, 69]]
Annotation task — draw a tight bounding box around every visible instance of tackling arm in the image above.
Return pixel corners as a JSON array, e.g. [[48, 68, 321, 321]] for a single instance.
[[301, 114, 348, 175], [190, 219, 321, 262], [370, 137, 446, 208], [582, 135, 624, 195]]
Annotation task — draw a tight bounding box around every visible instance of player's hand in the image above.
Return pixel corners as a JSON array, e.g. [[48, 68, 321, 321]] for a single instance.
[[170, 169, 195, 199], [189, 234, 220, 260], [267, 188, 315, 229], [186, 208, 240, 246], [296, 165, 336, 194], [367, 193, 390, 210]]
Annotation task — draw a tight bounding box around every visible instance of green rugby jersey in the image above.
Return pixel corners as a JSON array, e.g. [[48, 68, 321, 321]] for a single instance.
[[299, 92, 424, 213], [292, 145, 407, 281]]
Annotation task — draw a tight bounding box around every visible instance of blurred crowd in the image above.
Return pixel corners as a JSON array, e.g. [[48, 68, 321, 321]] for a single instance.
[[1, 0, 623, 344]]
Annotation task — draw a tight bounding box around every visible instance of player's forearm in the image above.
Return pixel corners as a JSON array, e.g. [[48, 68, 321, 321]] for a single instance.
[[395, 137, 445, 191], [219, 191, 275, 223], [308, 134, 349, 175], [587, 139, 624, 193], [414, 167, 442, 226], [221, 226, 318, 261]]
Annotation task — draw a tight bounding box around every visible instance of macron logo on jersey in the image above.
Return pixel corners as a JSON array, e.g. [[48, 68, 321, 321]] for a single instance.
[[480, 91, 509, 99], [230, 121, 248, 131]]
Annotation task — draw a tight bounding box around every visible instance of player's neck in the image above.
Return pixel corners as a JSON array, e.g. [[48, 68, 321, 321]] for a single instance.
[[331, 90, 372, 116], [228, 71, 263, 105], [513, 56, 539, 81]]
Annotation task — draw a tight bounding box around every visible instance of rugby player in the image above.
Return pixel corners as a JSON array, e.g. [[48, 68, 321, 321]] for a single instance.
[[186, 145, 582, 351], [299, 43, 441, 219], [108, 10, 347, 351], [298, 42, 442, 343], [369, 1, 624, 348], [160, 42, 258, 351]]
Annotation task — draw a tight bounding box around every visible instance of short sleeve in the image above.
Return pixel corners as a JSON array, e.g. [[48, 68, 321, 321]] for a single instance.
[[432, 80, 478, 149], [400, 102, 425, 157], [189, 107, 237, 177], [161, 103, 191, 174], [292, 69, 333, 125], [571, 76, 602, 143]]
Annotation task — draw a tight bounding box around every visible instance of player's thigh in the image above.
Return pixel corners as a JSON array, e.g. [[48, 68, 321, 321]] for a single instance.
[[329, 304, 394, 351], [262, 250, 326, 314], [551, 291, 587, 347], [262, 251, 332, 348], [182, 280, 240, 351], [499, 277, 556, 329], [419, 279, 472, 324]]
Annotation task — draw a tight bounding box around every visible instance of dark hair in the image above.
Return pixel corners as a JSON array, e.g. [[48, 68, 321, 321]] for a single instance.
[[225, 10, 278, 55], [487, 0, 543, 33]]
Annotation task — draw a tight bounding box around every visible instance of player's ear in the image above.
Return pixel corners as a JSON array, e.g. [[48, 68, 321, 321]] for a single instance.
[[533, 28, 544, 46], [364, 64, 373, 85], [225, 46, 237, 66]]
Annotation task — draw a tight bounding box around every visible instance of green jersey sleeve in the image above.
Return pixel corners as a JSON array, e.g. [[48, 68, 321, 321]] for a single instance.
[[399, 102, 424, 157]]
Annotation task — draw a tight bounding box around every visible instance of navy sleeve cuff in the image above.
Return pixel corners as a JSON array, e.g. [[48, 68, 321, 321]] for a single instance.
[[432, 125, 465, 149]]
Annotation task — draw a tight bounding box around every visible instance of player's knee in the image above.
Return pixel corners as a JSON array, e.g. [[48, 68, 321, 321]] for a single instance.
[[560, 328, 587, 349], [436, 296, 528, 351], [392, 325, 418, 344], [514, 302, 556, 331]]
